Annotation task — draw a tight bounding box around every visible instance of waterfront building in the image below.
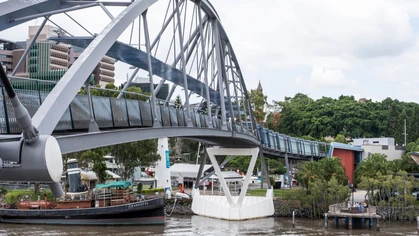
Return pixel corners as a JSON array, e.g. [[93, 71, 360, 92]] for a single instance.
[[328, 137, 405, 182], [353, 137, 405, 161], [328, 142, 363, 183]]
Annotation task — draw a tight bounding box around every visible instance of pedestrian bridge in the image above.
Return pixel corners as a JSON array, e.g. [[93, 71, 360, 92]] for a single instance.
[[0, 0, 328, 220], [0, 79, 328, 159]]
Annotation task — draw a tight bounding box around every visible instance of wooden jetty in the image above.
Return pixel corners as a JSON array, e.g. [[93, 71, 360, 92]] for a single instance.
[[325, 202, 381, 230]]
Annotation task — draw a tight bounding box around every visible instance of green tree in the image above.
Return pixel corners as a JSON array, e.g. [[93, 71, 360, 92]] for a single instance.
[[295, 157, 347, 189], [79, 148, 109, 183], [267, 93, 419, 143], [354, 153, 392, 185], [125, 86, 149, 101], [294, 161, 319, 189], [224, 155, 261, 175], [387, 102, 403, 145], [358, 171, 416, 213], [334, 134, 347, 144], [249, 89, 267, 124], [174, 95, 183, 109], [293, 157, 350, 218], [109, 140, 160, 179]]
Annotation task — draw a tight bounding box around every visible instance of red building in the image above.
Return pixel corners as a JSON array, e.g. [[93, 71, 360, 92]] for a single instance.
[[328, 142, 363, 184]]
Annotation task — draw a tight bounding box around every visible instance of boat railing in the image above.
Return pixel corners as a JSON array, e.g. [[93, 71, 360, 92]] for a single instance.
[[62, 191, 90, 201], [94, 188, 133, 207]]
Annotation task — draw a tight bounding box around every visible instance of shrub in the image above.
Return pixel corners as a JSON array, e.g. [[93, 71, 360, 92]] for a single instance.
[[141, 188, 165, 194], [269, 176, 275, 186], [5, 190, 54, 205], [0, 187, 7, 195], [137, 182, 143, 193]]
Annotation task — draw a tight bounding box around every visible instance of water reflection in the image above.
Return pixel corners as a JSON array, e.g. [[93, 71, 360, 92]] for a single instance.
[[0, 216, 417, 236]]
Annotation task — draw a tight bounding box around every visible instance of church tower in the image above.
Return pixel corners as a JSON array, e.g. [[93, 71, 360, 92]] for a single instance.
[[257, 80, 263, 93]]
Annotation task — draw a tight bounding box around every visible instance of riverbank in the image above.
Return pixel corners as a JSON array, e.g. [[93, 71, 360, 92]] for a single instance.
[[165, 198, 419, 220], [2, 215, 418, 235], [164, 198, 303, 217]]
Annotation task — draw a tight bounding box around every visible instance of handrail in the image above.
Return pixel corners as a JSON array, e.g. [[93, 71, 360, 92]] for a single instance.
[[0, 77, 328, 159]]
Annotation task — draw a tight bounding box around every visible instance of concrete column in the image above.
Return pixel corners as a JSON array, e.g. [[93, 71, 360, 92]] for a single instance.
[[324, 213, 328, 228], [348, 217, 352, 229], [155, 138, 171, 191]]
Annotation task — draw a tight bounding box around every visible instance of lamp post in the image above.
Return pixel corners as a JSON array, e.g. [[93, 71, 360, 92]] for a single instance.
[[348, 181, 355, 208]]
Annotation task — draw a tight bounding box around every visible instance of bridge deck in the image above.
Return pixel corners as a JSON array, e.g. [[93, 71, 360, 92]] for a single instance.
[[0, 82, 327, 159]]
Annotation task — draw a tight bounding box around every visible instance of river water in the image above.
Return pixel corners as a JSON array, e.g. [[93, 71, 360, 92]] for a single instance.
[[0, 216, 417, 236]]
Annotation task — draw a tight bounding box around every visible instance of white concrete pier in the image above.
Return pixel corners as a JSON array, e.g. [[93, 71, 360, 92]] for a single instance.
[[191, 147, 274, 220]]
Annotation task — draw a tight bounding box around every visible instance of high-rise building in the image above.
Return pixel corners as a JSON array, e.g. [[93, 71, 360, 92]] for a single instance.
[[0, 38, 23, 74], [73, 47, 115, 86], [29, 41, 69, 75], [0, 25, 115, 87], [0, 48, 13, 74]]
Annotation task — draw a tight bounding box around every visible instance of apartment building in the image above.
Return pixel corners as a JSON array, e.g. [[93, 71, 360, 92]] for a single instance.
[[0, 25, 115, 87]]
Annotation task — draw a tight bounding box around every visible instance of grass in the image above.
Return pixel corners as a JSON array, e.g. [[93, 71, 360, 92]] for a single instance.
[[5, 189, 54, 205], [247, 188, 300, 200]]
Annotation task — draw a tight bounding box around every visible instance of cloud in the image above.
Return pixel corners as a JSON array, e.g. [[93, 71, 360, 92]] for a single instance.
[[309, 67, 357, 88], [293, 76, 303, 86], [213, 0, 416, 72], [2, 0, 419, 104]]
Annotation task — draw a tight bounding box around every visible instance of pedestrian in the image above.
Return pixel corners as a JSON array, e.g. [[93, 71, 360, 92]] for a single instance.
[[363, 201, 368, 208]]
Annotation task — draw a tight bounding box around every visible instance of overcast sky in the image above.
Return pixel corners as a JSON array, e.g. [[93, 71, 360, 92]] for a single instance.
[[212, 0, 419, 104], [2, 0, 419, 104]]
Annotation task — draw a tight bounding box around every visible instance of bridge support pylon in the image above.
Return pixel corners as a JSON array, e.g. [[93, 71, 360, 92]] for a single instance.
[[155, 138, 171, 192], [191, 147, 274, 220]]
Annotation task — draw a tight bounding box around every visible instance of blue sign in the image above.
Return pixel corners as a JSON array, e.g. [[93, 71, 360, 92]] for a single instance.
[[165, 150, 170, 168]]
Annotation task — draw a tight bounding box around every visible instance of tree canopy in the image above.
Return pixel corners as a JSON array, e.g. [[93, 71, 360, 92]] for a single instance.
[[249, 89, 267, 124], [267, 94, 418, 144], [222, 156, 285, 175], [295, 157, 348, 189], [354, 153, 393, 185], [108, 140, 160, 180], [79, 148, 108, 183], [292, 158, 350, 218]]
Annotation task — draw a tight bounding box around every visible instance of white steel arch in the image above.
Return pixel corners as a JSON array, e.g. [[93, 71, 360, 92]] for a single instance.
[[32, 0, 158, 135]]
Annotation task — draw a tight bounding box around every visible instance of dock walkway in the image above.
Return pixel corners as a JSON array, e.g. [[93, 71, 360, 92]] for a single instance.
[[328, 202, 381, 219], [326, 202, 381, 230]]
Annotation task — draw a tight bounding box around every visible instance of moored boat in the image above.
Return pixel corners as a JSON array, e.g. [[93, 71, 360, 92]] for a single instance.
[[0, 181, 165, 225], [0, 197, 165, 225]]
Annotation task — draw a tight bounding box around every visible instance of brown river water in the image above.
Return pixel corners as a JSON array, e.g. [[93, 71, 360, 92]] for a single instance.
[[0, 215, 417, 235]]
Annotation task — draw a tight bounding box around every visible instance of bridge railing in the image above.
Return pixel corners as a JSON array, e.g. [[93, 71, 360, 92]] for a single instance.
[[0, 77, 325, 159], [0, 77, 257, 138], [257, 124, 329, 158]]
